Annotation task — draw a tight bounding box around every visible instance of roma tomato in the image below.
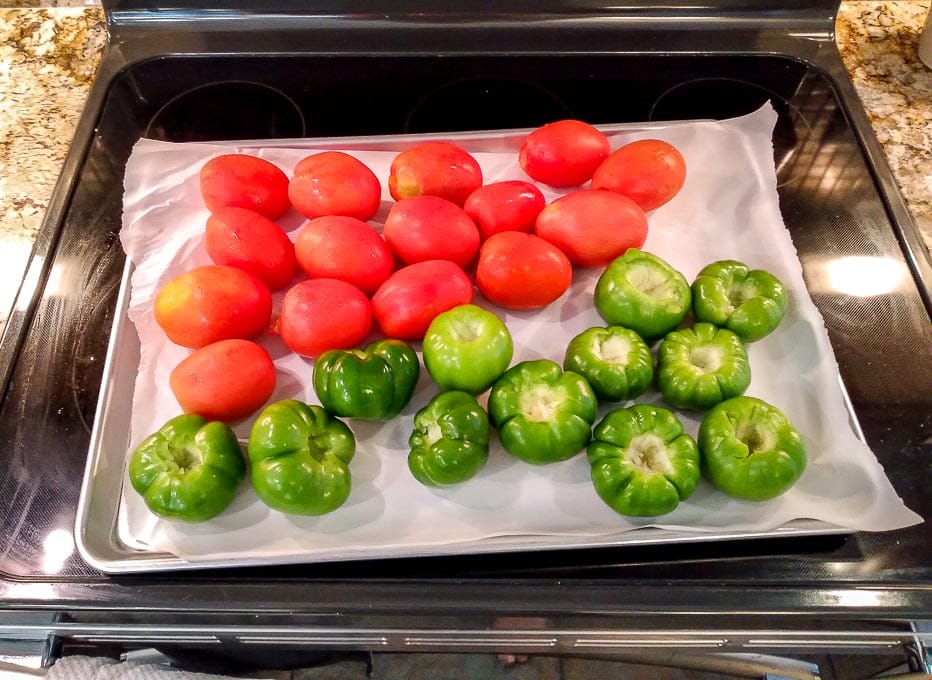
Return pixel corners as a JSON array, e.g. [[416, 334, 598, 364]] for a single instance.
[[199, 154, 290, 219], [205, 207, 296, 290], [388, 141, 483, 206], [288, 151, 382, 221], [518, 119, 610, 188], [535, 189, 648, 268], [383, 195, 480, 268], [475, 231, 573, 310], [463, 180, 546, 240], [170, 339, 276, 422], [294, 215, 395, 295], [154, 265, 272, 349], [371, 260, 474, 341], [275, 279, 372, 358], [592, 138, 687, 211]]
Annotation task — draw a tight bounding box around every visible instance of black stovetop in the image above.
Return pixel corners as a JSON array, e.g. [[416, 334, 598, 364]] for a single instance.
[[0, 39, 929, 620]]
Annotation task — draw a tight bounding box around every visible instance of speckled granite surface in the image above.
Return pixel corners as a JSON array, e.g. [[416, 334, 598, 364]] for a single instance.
[[837, 1, 932, 251], [0, 7, 105, 328], [0, 2, 930, 331]]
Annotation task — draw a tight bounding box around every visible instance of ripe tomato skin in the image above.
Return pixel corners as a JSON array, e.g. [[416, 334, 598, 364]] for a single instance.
[[371, 260, 474, 341], [205, 207, 296, 290], [294, 215, 395, 295], [288, 151, 382, 221], [518, 119, 610, 188], [383, 195, 480, 268], [199, 154, 291, 219], [592, 138, 687, 211], [463, 180, 546, 240], [170, 339, 276, 422], [535, 189, 648, 268], [154, 265, 273, 349], [388, 141, 483, 206], [276, 279, 372, 358], [475, 231, 573, 310]]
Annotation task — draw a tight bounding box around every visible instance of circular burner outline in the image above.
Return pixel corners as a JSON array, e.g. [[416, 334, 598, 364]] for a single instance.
[[647, 76, 815, 188], [144, 79, 307, 142]]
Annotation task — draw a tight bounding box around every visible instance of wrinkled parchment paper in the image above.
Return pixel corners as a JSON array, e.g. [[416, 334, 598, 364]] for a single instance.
[[116, 104, 921, 563]]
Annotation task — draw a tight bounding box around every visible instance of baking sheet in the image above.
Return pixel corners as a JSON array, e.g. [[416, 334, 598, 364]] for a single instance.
[[111, 103, 921, 565]]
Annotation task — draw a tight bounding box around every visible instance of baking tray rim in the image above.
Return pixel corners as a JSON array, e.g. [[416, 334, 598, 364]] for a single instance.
[[76, 122, 856, 575]]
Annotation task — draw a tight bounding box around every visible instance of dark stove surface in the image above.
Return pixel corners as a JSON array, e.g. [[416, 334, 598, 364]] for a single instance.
[[0, 53, 928, 612]]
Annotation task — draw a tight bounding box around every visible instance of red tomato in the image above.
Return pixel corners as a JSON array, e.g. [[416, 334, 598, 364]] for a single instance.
[[518, 119, 610, 188], [388, 141, 483, 206], [463, 180, 546, 240], [275, 279, 372, 358], [170, 339, 276, 422], [535, 189, 648, 268], [475, 231, 573, 310], [288, 151, 382, 221], [199, 154, 290, 219], [592, 138, 687, 211], [154, 265, 272, 349], [205, 207, 296, 290], [383, 195, 480, 268], [294, 215, 395, 295], [371, 260, 474, 340]]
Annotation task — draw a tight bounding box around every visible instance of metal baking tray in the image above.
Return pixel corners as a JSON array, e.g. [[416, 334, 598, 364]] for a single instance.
[[75, 123, 854, 574]]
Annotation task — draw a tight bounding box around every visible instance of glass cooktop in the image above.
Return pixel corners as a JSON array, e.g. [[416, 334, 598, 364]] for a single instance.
[[0, 53, 928, 590]]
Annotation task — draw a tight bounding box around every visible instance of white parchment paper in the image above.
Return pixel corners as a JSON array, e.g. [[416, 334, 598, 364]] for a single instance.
[[117, 103, 922, 563]]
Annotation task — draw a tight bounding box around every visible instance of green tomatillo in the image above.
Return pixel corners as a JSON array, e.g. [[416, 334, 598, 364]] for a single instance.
[[699, 396, 807, 501], [594, 249, 692, 341], [587, 404, 700, 517], [488, 359, 598, 465], [691, 260, 788, 341], [657, 322, 751, 411], [408, 390, 491, 487], [313, 339, 420, 420], [423, 304, 513, 394], [563, 325, 654, 402], [128, 413, 246, 523], [247, 399, 356, 515]]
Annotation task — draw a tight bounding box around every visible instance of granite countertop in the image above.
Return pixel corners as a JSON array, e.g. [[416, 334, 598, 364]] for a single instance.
[[0, 2, 930, 333]]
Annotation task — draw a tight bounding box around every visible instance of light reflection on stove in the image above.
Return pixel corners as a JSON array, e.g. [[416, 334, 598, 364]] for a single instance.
[[826, 256, 908, 297], [42, 528, 75, 574], [808, 256, 909, 297]]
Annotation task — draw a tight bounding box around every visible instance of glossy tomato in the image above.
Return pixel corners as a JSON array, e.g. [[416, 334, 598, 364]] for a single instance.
[[475, 231, 573, 310], [592, 139, 687, 211], [199, 154, 290, 219], [288, 151, 382, 221], [383, 195, 480, 268], [388, 141, 483, 206], [463, 180, 546, 240], [275, 278, 372, 358], [170, 339, 276, 422], [294, 215, 395, 295], [518, 119, 610, 188], [154, 265, 272, 348], [535, 189, 648, 268], [371, 260, 474, 340], [205, 207, 296, 290]]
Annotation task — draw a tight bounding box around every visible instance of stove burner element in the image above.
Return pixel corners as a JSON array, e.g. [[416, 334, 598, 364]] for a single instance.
[[404, 77, 574, 134], [144, 81, 306, 143], [647, 77, 813, 188]]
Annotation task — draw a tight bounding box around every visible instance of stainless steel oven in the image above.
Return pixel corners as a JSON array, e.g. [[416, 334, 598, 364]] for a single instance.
[[0, 1, 929, 677]]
